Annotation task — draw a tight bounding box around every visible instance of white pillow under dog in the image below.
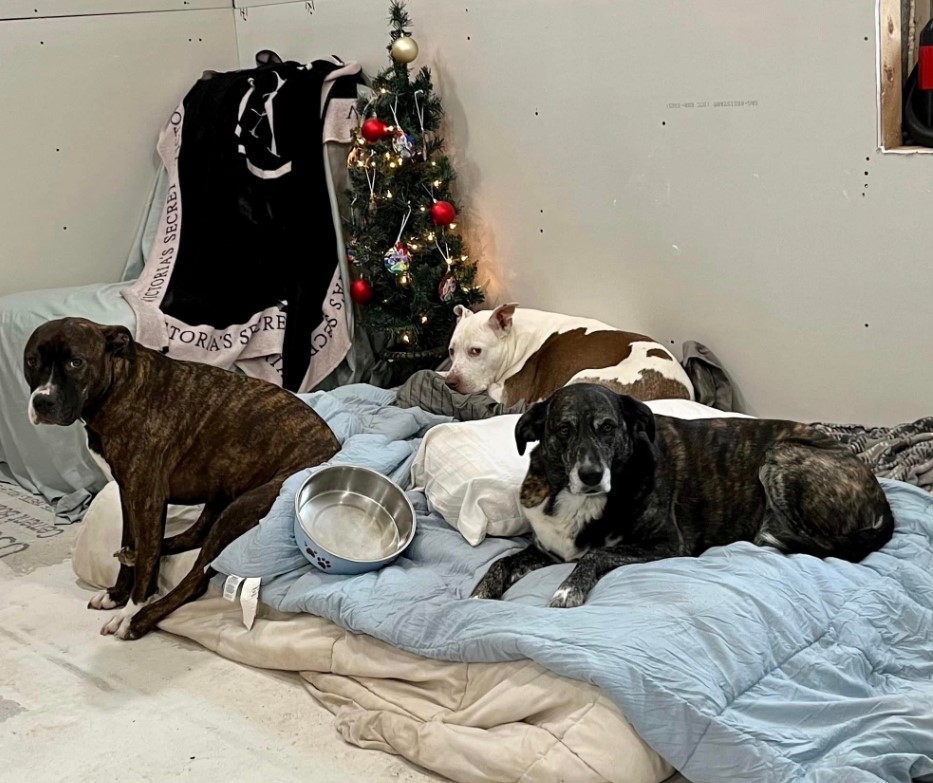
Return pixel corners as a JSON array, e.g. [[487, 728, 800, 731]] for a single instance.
[[412, 399, 751, 545]]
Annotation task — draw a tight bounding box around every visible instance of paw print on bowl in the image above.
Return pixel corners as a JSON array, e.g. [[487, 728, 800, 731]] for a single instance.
[[306, 546, 317, 558], [316, 555, 332, 570]]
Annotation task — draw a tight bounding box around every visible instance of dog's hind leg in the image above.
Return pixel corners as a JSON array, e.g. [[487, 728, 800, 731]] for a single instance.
[[757, 442, 894, 563], [161, 500, 227, 556], [471, 545, 554, 600], [113, 475, 286, 641]]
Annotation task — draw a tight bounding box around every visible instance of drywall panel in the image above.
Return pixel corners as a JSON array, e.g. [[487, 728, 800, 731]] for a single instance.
[[234, 0, 298, 7], [0, 9, 238, 296], [237, 0, 933, 424], [0, 0, 230, 19]]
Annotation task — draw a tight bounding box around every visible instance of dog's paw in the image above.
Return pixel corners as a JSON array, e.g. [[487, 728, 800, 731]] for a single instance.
[[548, 585, 586, 609], [469, 579, 503, 601], [100, 613, 134, 639], [100, 596, 158, 639], [88, 590, 125, 611]]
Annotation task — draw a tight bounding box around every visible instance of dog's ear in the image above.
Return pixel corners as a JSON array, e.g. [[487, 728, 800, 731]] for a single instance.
[[488, 303, 518, 337], [103, 325, 135, 359], [515, 400, 546, 456], [453, 304, 472, 322], [618, 395, 656, 444]]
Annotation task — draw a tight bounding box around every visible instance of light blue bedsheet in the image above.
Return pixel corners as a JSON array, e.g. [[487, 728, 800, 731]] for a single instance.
[[215, 385, 933, 783]]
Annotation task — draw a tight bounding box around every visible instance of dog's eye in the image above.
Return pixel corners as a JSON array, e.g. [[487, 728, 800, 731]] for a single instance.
[[557, 424, 571, 437], [600, 421, 615, 434], [25, 357, 37, 369], [468, 347, 482, 358], [69, 358, 84, 369]]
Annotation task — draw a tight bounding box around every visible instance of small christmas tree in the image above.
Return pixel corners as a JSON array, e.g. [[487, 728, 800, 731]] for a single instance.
[[345, 1, 483, 356]]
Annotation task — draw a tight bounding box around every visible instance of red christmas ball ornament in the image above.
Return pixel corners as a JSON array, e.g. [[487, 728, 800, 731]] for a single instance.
[[361, 118, 391, 143], [431, 200, 457, 226], [350, 278, 374, 304]]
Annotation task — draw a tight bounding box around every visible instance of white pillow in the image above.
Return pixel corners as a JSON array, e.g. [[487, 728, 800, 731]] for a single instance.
[[412, 400, 752, 545], [411, 415, 530, 545]]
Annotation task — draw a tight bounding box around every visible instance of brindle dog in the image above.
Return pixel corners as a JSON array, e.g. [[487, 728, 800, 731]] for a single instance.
[[472, 384, 894, 608], [24, 318, 339, 640]]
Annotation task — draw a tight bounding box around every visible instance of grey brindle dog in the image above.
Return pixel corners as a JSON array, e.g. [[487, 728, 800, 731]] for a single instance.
[[472, 384, 894, 608]]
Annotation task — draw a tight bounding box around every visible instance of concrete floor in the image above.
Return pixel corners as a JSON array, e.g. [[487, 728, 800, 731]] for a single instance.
[[0, 492, 440, 783]]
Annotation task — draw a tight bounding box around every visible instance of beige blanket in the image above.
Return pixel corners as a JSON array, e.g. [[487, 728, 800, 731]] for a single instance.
[[73, 482, 675, 783]]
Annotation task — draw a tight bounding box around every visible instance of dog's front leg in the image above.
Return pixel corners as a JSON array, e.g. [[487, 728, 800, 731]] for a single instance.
[[470, 545, 554, 600], [101, 491, 167, 638], [88, 491, 141, 611], [549, 544, 676, 608]]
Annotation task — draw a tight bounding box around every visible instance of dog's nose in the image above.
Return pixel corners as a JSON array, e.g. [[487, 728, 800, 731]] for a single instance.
[[444, 376, 458, 390], [32, 395, 55, 416], [577, 467, 604, 487]]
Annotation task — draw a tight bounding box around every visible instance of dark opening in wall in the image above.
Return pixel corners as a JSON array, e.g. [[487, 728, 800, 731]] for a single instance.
[[879, 0, 933, 152]]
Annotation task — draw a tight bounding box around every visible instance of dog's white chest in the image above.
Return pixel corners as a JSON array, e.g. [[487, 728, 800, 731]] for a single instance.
[[525, 490, 607, 562], [83, 426, 114, 482]]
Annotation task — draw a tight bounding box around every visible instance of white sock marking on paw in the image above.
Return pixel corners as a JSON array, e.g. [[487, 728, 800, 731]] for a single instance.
[[89, 590, 120, 610], [100, 595, 158, 639]]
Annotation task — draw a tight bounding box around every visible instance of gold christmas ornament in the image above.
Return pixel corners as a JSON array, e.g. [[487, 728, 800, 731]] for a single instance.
[[391, 35, 419, 63]]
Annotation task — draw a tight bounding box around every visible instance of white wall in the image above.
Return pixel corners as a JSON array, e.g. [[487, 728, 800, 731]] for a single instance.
[[0, 4, 238, 296], [235, 0, 933, 424], [3, 0, 929, 423]]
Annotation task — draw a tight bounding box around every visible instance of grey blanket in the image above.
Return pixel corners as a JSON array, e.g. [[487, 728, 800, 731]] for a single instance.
[[813, 418, 933, 492]]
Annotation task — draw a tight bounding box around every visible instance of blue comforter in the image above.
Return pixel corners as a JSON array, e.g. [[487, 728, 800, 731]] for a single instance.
[[215, 385, 933, 782]]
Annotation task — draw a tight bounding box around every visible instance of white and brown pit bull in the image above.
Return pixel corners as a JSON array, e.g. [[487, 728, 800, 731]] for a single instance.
[[444, 304, 693, 406]]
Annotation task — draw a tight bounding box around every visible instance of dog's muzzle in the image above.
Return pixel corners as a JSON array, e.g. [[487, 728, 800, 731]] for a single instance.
[[28, 386, 76, 426], [570, 463, 611, 495]]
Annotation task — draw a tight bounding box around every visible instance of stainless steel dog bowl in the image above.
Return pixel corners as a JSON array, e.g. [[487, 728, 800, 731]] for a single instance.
[[294, 465, 416, 575]]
